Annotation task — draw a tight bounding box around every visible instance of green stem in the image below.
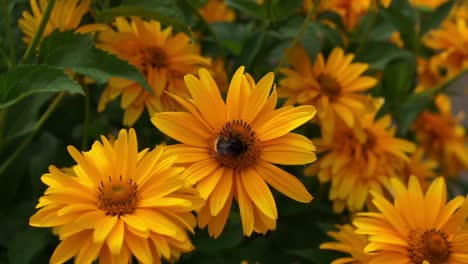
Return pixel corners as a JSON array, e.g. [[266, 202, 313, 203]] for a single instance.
[[273, 0, 320, 75], [355, 0, 379, 57], [20, 0, 56, 63], [2, 0, 16, 68], [81, 84, 91, 150], [0, 109, 7, 153], [0, 92, 65, 176]]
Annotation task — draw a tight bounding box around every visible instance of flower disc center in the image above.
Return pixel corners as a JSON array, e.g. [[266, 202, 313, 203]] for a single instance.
[[210, 119, 261, 172], [408, 229, 451, 264], [318, 74, 341, 97], [144, 46, 169, 69], [98, 176, 138, 216]]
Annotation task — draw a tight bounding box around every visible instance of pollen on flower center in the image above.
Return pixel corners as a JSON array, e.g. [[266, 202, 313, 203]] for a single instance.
[[317, 73, 341, 97], [143, 46, 169, 69], [408, 228, 452, 264], [209, 119, 261, 172], [98, 175, 138, 216]]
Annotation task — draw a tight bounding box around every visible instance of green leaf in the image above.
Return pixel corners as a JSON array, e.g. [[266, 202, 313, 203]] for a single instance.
[[356, 42, 413, 71], [382, 59, 416, 100], [381, 2, 418, 49], [396, 91, 433, 135], [8, 227, 52, 264], [96, 0, 189, 34], [38, 30, 151, 92], [210, 23, 253, 55], [285, 248, 342, 264], [0, 64, 83, 109], [4, 94, 52, 142], [420, 0, 456, 35], [265, 0, 303, 23], [226, 0, 266, 20]]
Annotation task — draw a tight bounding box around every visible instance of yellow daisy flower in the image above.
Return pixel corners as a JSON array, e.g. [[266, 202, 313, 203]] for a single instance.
[[29, 129, 204, 264], [410, 0, 449, 9], [415, 56, 448, 92], [97, 17, 210, 126], [152, 66, 316, 238], [354, 176, 468, 264], [19, 0, 107, 44], [305, 105, 415, 213], [304, 0, 372, 30], [403, 148, 438, 191], [424, 18, 468, 76], [199, 0, 236, 23], [279, 44, 377, 143], [320, 224, 372, 264], [413, 94, 468, 177]]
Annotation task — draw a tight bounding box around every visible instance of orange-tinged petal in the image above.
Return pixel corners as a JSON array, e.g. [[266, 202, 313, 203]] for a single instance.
[[241, 168, 277, 220], [261, 133, 316, 165], [152, 112, 210, 147], [256, 160, 313, 203], [210, 169, 233, 216], [235, 174, 254, 236], [50, 231, 87, 264]]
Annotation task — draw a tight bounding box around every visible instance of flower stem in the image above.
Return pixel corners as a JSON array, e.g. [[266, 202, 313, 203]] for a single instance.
[[2, 0, 16, 69], [20, 0, 56, 63], [355, 0, 379, 57], [81, 84, 91, 150], [0, 92, 65, 176], [273, 0, 320, 75]]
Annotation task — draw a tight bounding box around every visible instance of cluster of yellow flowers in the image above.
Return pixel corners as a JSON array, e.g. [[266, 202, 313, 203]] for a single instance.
[[18, 0, 468, 263]]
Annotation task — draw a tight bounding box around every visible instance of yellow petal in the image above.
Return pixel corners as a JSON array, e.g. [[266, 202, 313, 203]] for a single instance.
[[256, 160, 313, 203], [261, 133, 316, 165], [235, 174, 254, 236], [210, 169, 233, 216], [106, 219, 125, 255], [93, 215, 118, 243], [241, 168, 277, 219], [151, 112, 210, 147]]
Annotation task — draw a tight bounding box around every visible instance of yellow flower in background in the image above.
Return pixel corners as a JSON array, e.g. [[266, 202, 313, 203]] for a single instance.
[[354, 176, 468, 264], [279, 44, 377, 143], [152, 67, 316, 238], [403, 148, 438, 190], [30, 129, 203, 264], [304, 0, 372, 30], [410, 0, 449, 9], [305, 104, 415, 213], [424, 18, 468, 76], [415, 56, 448, 92], [211, 57, 230, 93], [97, 17, 210, 126], [390, 31, 404, 48], [19, 0, 107, 44], [320, 224, 372, 264], [199, 0, 236, 23], [413, 94, 468, 177]]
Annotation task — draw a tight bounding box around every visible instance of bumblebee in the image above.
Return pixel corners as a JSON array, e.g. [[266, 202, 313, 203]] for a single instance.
[[214, 135, 247, 157]]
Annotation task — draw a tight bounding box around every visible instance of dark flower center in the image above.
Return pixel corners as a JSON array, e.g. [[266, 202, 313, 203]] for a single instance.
[[408, 228, 451, 264], [98, 175, 138, 216], [318, 74, 341, 97], [210, 119, 261, 172], [144, 46, 168, 69]]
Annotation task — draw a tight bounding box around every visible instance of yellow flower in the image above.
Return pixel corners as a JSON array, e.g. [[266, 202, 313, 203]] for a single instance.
[[305, 105, 415, 213], [279, 44, 377, 143], [97, 17, 210, 126], [390, 31, 404, 48], [304, 0, 372, 30], [403, 148, 438, 191], [415, 56, 448, 92], [152, 67, 316, 238], [424, 18, 468, 76], [19, 0, 107, 44], [199, 0, 236, 23], [354, 176, 468, 264], [320, 224, 372, 264], [210, 57, 230, 93], [29, 129, 203, 264], [413, 94, 468, 176], [410, 0, 449, 9]]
